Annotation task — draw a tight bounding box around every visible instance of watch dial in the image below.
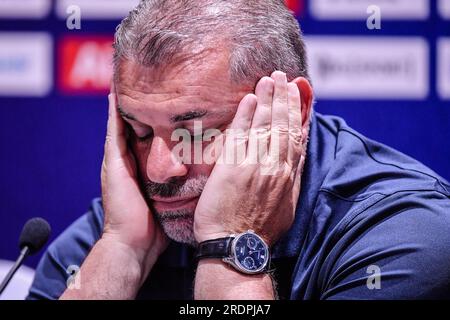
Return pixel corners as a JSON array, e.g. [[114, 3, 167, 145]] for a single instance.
[[234, 233, 268, 272]]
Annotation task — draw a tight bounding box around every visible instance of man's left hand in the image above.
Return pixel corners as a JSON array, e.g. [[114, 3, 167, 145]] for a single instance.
[[194, 71, 305, 246]]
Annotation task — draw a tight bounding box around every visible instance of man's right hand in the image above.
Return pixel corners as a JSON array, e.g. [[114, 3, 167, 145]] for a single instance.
[[60, 90, 168, 299], [101, 90, 169, 274]]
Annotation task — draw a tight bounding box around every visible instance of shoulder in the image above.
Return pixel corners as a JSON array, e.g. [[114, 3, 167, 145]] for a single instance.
[[297, 114, 450, 299], [317, 190, 450, 299], [316, 113, 449, 197], [312, 112, 450, 237], [27, 198, 104, 300]]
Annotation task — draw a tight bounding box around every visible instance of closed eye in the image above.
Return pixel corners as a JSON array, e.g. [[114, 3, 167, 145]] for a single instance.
[[125, 122, 154, 142], [136, 131, 154, 142]]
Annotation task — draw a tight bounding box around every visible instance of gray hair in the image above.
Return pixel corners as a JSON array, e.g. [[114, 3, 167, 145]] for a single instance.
[[113, 0, 310, 85]]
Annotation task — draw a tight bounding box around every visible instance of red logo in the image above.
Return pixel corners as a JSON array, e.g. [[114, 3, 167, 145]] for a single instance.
[[58, 36, 113, 94], [285, 0, 304, 16]]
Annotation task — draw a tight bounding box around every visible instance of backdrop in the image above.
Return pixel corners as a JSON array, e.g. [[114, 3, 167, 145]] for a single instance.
[[0, 0, 449, 269]]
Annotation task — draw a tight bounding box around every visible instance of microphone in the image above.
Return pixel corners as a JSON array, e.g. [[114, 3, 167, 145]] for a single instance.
[[0, 217, 51, 296]]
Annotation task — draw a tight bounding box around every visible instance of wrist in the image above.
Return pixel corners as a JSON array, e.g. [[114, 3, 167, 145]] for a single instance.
[[195, 231, 229, 244], [195, 259, 275, 300], [194, 224, 275, 247], [99, 233, 159, 284], [61, 236, 148, 299], [194, 223, 230, 243], [196, 230, 271, 277]]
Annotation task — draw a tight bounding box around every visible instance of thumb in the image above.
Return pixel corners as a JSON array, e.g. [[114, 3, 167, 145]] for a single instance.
[[105, 93, 128, 162]]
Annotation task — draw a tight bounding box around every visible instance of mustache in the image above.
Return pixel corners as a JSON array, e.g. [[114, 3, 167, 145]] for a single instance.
[[142, 175, 208, 198]]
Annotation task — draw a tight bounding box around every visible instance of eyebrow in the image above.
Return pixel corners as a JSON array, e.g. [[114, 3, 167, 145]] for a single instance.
[[170, 110, 208, 123], [117, 106, 213, 123], [117, 105, 137, 121]]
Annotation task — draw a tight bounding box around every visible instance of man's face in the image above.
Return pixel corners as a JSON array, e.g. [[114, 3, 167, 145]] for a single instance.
[[116, 52, 253, 245]]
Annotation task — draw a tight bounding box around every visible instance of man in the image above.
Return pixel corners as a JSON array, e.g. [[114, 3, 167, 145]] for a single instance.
[[28, 0, 450, 300]]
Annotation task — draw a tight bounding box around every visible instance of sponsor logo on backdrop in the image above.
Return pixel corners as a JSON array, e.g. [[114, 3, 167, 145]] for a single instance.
[[58, 36, 113, 94], [310, 0, 429, 20], [438, 0, 450, 19], [56, 0, 139, 20], [0, 33, 52, 97], [306, 36, 429, 99], [0, 0, 51, 19], [437, 38, 450, 100]]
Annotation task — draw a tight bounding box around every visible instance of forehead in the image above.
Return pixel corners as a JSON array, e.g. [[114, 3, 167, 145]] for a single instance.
[[115, 52, 252, 122]]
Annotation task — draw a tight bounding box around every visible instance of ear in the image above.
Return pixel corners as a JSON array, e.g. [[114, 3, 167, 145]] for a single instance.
[[291, 77, 313, 126], [291, 77, 313, 138]]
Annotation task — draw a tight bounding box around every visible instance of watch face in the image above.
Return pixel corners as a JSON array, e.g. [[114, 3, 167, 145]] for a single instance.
[[233, 232, 269, 273]]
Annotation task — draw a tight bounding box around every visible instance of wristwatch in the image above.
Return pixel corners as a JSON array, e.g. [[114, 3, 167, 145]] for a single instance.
[[196, 230, 270, 274]]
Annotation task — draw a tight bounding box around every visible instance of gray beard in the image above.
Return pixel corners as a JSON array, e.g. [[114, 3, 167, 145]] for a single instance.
[[140, 175, 208, 247], [154, 209, 197, 247]]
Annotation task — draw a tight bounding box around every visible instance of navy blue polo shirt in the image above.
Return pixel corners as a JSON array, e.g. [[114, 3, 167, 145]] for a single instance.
[[27, 112, 450, 300]]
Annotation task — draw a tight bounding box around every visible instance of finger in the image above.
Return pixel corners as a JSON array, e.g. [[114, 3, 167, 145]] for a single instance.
[[287, 83, 303, 168], [250, 76, 274, 130], [110, 79, 116, 95], [247, 77, 274, 164], [105, 93, 128, 161], [269, 71, 289, 163], [223, 94, 257, 164], [229, 94, 257, 131]]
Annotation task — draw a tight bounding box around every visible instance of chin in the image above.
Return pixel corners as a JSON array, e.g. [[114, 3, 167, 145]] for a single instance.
[[158, 214, 197, 247]]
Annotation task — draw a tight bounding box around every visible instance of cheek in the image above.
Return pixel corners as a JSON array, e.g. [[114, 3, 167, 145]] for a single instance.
[[188, 163, 214, 178]]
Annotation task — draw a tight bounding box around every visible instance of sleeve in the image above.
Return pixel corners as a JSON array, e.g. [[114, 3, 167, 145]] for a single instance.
[[317, 191, 450, 300], [26, 198, 104, 300]]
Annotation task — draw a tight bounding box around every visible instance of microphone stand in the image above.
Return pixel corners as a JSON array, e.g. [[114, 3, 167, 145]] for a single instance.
[[0, 246, 30, 295]]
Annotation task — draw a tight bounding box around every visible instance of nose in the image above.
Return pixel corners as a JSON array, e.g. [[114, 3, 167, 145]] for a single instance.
[[146, 136, 188, 183]]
